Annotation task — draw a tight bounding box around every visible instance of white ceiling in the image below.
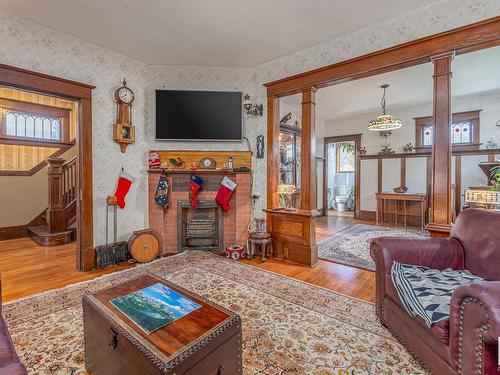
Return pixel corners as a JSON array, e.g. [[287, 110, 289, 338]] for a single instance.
[[0, 0, 440, 67], [313, 46, 500, 120]]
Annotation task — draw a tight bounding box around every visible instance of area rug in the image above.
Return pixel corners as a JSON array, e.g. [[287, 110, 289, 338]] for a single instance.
[[318, 224, 429, 271], [4, 251, 424, 374]]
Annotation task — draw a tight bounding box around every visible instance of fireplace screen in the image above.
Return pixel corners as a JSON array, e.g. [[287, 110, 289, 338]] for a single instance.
[[186, 215, 217, 247], [177, 200, 223, 252]]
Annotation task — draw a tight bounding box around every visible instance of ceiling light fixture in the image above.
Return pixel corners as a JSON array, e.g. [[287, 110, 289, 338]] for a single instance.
[[368, 84, 402, 131]]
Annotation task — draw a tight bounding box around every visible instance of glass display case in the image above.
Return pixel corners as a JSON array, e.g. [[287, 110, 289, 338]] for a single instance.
[[279, 124, 301, 208]]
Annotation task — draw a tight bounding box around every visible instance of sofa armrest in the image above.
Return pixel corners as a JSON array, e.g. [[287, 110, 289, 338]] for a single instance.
[[370, 237, 464, 323], [449, 281, 500, 374]]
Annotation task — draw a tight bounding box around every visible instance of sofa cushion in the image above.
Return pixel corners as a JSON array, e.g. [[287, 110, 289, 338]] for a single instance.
[[0, 337, 19, 368], [385, 274, 450, 343]]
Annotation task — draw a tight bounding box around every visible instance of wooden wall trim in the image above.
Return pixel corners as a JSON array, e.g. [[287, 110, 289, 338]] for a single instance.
[[0, 64, 94, 100], [400, 157, 406, 187], [0, 209, 46, 240], [265, 16, 500, 96], [359, 147, 500, 160]]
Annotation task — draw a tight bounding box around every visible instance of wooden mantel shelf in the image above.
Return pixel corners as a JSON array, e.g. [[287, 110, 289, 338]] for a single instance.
[[147, 169, 250, 174]]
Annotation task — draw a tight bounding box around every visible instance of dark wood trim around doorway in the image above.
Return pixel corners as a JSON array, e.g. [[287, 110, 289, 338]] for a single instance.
[[322, 134, 362, 218], [0, 63, 95, 271]]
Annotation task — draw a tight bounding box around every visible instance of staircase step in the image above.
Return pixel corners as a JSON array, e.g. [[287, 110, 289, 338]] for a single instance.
[[28, 225, 73, 247]]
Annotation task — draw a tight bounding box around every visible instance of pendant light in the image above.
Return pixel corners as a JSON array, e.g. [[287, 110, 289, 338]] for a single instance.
[[368, 84, 402, 131]]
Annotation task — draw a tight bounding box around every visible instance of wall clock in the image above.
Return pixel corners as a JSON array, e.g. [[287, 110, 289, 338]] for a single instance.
[[199, 157, 216, 169], [113, 79, 136, 153]]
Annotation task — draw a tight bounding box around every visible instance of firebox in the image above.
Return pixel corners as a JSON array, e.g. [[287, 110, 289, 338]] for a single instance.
[[177, 200, 223, 252]]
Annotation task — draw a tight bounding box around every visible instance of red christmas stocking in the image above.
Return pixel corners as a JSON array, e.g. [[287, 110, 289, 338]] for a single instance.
[[189, 174, 204, 208], [114, 171, 134, 209], [216, 176, 236, 212]]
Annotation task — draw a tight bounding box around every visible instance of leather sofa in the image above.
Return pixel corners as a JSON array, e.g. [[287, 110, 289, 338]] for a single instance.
[[0, 281, 27, 375], [370, 208, 500, 375]]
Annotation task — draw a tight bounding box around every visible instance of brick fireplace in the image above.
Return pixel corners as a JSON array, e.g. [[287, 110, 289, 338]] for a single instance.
[[148, 170, 251, 255]]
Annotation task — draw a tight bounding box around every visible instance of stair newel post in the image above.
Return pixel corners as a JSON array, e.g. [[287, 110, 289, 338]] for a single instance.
[[47, 157, 66, 233]]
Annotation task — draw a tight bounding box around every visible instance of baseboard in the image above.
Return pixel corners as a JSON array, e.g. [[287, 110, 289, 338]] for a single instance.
[[0, 210, 46, 241]]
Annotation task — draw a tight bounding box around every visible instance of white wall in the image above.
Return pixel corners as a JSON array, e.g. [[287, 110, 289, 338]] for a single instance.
[[318, 90, 500, 154], [1, 0, 499, 244]]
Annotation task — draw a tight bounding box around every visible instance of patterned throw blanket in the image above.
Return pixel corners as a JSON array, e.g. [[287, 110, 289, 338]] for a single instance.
[[391, 262, 483, 326]]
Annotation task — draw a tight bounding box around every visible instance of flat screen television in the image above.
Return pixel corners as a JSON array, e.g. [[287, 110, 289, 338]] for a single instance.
[[155, 90, 242, 141]]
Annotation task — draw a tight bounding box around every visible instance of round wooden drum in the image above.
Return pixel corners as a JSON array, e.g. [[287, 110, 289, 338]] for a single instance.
[[128, 229, 160, 263]]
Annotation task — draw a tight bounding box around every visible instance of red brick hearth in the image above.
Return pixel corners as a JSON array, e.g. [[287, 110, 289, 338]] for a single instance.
[[148, 170, 251, 255]]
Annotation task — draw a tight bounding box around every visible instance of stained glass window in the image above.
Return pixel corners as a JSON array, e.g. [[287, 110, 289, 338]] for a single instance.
[[5, 111, 61, 141], [423, 126, 433, 146], [451, 120, 471, 144]]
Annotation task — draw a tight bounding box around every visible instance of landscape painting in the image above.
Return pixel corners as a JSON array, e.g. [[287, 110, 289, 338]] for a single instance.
[[110, 283, 201, 334]]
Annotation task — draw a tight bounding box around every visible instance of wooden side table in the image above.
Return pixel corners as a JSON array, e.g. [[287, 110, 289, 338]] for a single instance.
[[375, 192, 428, 229]]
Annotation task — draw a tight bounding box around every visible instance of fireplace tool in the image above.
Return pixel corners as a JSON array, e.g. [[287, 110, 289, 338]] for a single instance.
[[95, 196, 128, 268]]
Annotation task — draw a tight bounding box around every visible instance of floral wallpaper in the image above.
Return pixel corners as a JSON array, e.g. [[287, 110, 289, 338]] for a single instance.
[[0, 0, 498, 246]]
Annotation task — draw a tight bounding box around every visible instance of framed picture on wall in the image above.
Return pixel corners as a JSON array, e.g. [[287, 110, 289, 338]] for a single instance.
[[336, 142, 355, 173]]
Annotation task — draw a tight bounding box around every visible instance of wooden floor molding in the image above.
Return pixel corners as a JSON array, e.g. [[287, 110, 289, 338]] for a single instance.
[[0, 215, 384, 303]]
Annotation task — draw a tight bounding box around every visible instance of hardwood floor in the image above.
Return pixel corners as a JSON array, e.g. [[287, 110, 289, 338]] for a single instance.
[[0, 215, 378, 303], [0, 238, 133, 302]]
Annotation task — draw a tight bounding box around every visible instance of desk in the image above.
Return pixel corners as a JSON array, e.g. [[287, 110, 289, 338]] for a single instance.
[[375, 192, 427, 229]]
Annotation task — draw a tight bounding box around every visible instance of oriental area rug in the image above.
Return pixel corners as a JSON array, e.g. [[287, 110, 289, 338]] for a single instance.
[[318, 224, 429, 271], [4, 251, 424, 374]]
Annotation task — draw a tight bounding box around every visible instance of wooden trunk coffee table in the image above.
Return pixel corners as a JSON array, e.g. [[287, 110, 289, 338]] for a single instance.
[[83, 274, 242, 374]]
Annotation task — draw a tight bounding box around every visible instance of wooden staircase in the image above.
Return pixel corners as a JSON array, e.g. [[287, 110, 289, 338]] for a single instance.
[[28, 157, 77, 246]]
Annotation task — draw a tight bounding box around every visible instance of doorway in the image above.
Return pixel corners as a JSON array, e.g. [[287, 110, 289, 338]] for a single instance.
[[323, 134, 361, 218]]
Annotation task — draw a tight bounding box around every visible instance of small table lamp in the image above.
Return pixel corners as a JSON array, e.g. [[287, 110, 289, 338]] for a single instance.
[[278, 184, 297, 210]]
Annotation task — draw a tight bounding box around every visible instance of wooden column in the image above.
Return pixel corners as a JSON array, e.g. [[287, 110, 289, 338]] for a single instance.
[[47, 157, 66, 233], [264, 88, 318, 267], [427, 52, 454, 236], [300, 88, 318, 214]]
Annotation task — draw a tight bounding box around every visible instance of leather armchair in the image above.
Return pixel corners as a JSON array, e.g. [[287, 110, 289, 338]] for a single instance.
[[0, 279, 27, 375], [371, 208, 500, 375]]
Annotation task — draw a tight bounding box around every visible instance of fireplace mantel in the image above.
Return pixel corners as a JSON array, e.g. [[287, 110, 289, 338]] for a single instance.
[[147, 168, 250, 175]]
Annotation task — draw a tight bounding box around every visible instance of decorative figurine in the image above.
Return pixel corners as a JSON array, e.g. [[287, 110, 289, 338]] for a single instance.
[[403, 143, 414, 153], [169, 157, 185, 169], [279, 112, 292, 125], [393, 186, 409, 193], [378, 145, 395, 155], [485, 138, 498, 149]]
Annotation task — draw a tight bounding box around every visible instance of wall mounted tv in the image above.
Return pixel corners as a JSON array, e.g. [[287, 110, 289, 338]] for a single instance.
[[155, 90, 242, 141]]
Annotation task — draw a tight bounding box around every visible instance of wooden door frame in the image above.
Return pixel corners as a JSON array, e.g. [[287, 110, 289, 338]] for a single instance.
[[322, 134, 362, 218], [0, 63, 95, 271]]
